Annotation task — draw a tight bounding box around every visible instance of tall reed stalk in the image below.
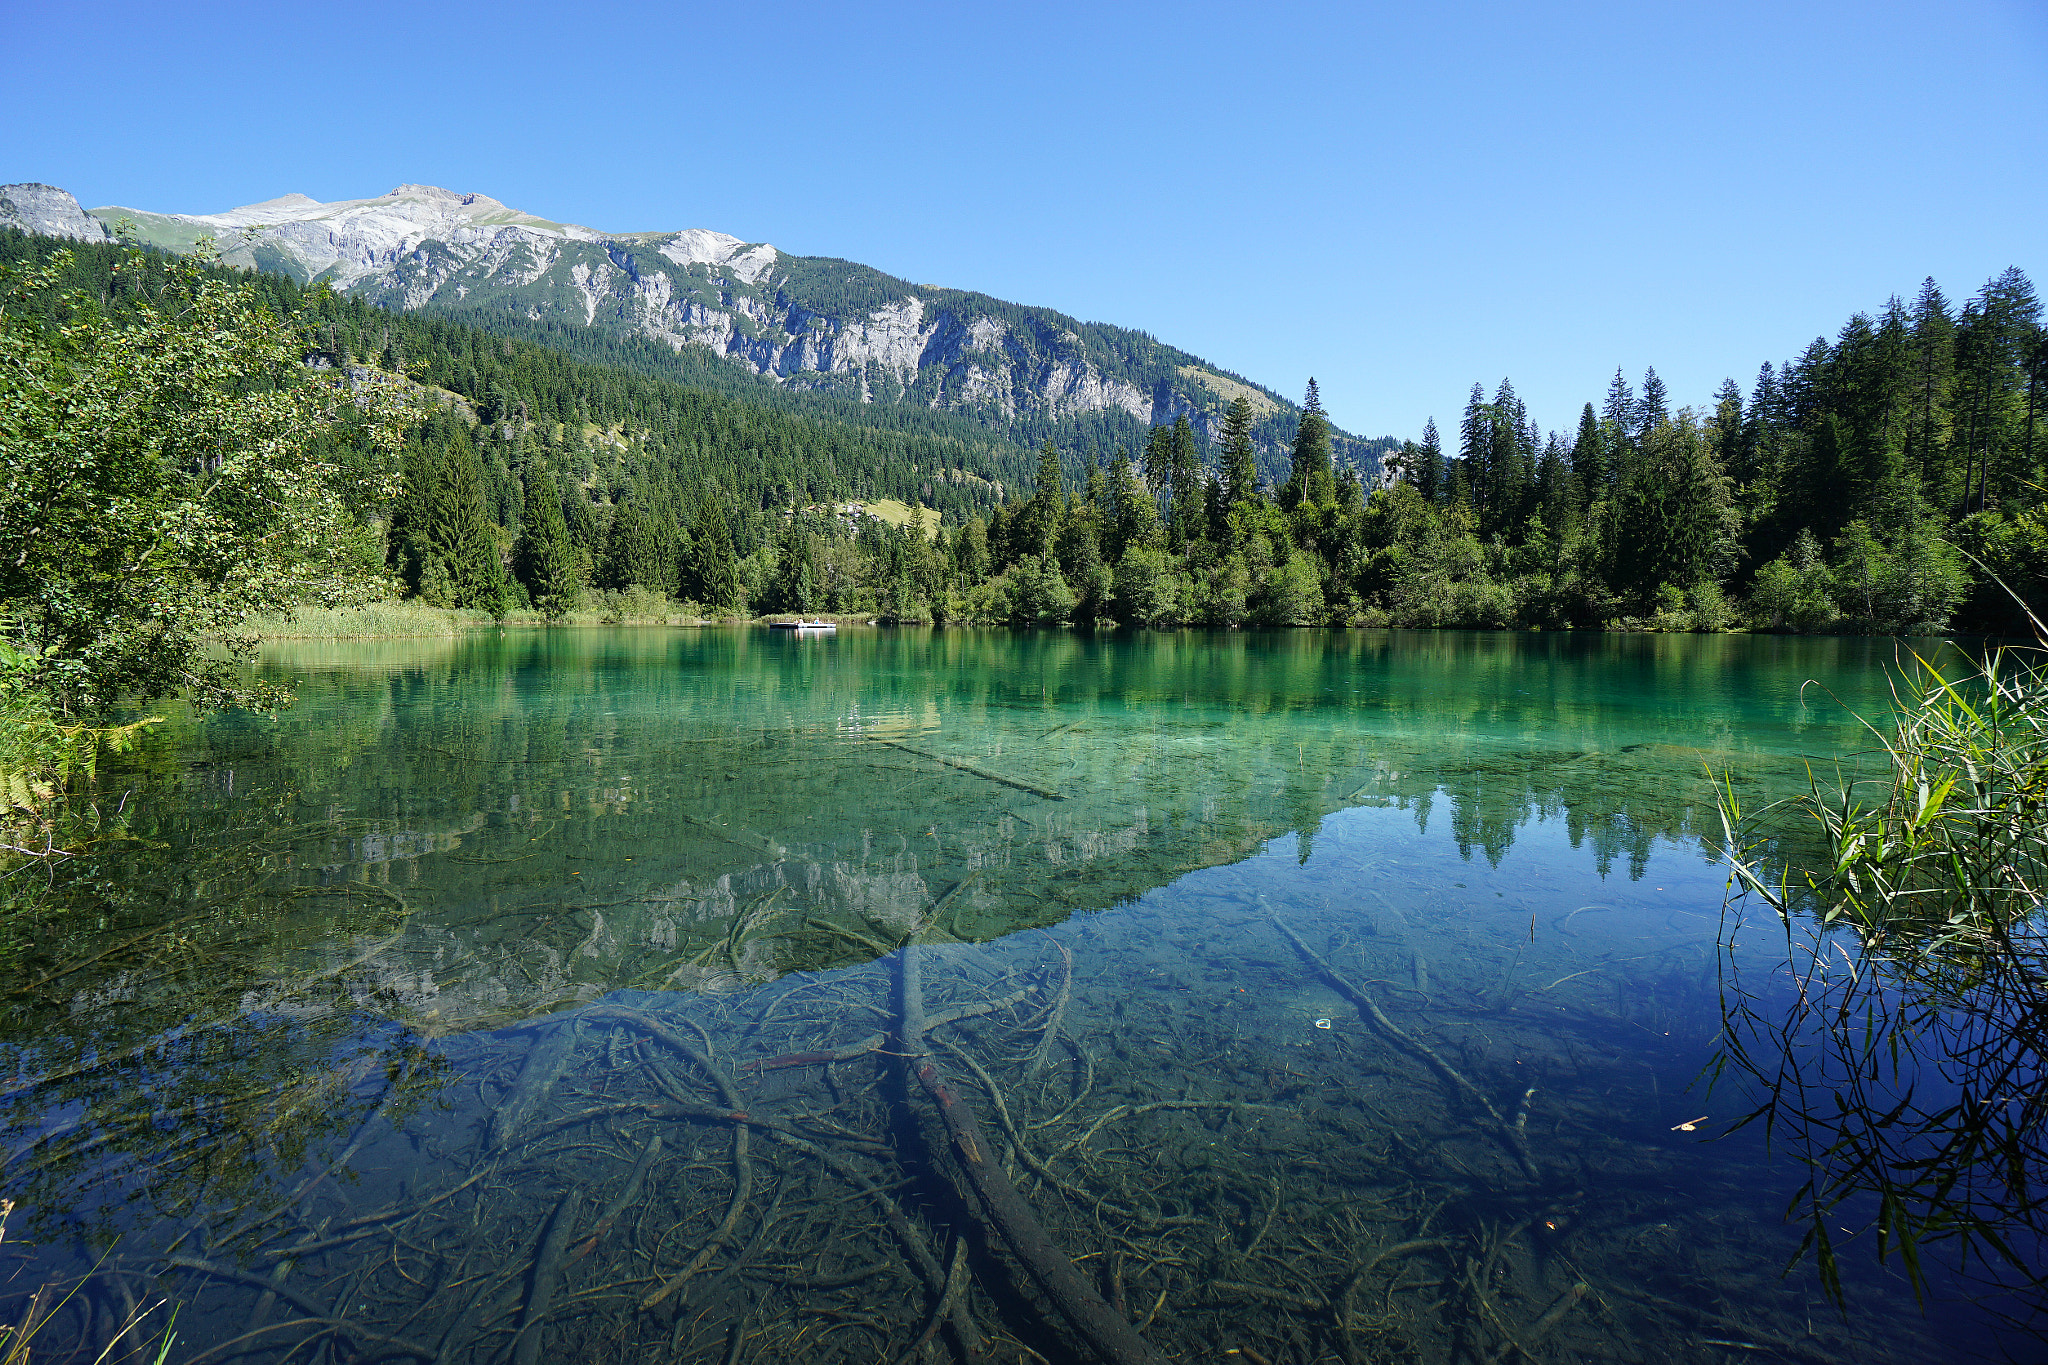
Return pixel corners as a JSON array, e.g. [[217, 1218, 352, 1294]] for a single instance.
[[1714, 610, 2047, 1317]]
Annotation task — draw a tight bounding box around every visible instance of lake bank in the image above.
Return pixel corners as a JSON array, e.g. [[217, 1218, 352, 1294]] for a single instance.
[[247, 598, 1909, 641]]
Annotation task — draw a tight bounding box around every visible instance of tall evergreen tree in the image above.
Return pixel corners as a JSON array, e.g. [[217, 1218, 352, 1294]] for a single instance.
[[1602, 368, 1637, 445], [1908, 278, 1958, 501], [1280, 379, 1336, 510], [597, 501, 668, 592], [685, 491, 740, 611], [1220, 397, 1260, 506], [1415, 418, 1445, 503], [1106, 446, 1160, 560], [1710, 378, 1748, 487], [425, 432, 508, 618], [770, 511, 818, 613], [1569, 403, 1604, 503], [513, 460, 578, 619], [1166, 416, 1206, 551], [1636, 368, 1670, 434], [1458, 383, 1491, 519], [1536, 432, 1572, 531], [1020, 438, 1067, 553]]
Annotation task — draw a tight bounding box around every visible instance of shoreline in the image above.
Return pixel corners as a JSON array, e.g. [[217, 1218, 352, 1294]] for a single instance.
[[244, 600, 1962, 642]]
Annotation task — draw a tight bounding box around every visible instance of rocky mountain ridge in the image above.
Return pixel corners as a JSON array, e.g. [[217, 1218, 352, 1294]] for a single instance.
[[2, 182, 1393, 472]]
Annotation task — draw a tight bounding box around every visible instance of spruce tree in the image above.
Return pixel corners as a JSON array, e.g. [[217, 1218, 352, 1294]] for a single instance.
[[1569, 403, 1604, 503], [1711, 378, 1748, 486], [1602, 368, 1637, 445], [514, 461, 578, 619], [597, 502, 669, 593], [1023, 438, 1067, 552], [1167, 416, 1206, 551], [1908, 278, 1957, 499], [1281, 379, 1336, 510], [1106, 447, 1160, 560], [771, 512, 818, 613], [685, 492, 741, 612], [1416, 418, 1444, 502], [427, 434, 508, 618], [1458, 383, 1491, 520], [1220, 397, 1260, 506], [1636, 368, 1670, 434]]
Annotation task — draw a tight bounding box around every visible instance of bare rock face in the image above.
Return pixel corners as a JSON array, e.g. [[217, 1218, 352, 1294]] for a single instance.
[[0, 183, 111, 242]]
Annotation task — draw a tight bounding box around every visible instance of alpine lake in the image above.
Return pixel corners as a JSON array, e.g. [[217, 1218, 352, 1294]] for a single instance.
[[0, 626, 2028, 1363]]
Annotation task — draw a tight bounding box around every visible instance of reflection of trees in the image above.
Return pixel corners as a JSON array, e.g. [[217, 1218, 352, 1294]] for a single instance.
[[0, 816, 448, 1250]]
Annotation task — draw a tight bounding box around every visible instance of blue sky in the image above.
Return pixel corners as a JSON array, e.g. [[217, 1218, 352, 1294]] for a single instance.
[[7, 0, 2044, 442]]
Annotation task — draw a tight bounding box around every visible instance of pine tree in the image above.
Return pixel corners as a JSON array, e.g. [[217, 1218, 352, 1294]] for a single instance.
[[1569, 403, 1605, 503], [1167, 416, 1206, 551], [1106, 446, 1160, 560], [1536, 432, 1572, 532], [1220, 396, 1260, 506], [685, 492, 741, 611], [1636, 368, 1670, 434], [1021, 438, 1067, 553], [1281, 380, 1336, 510], [420, 431, 508, 618], [1611, 413, 1731, 608], [513, 460, 578, 619], [770, 511, 818, 613], [386, 437, 439, 592], [1710, 378, 1748, 487], [597, 502, 668, 592], [1957, 267, 2042, 511], [1458, 383, 1491, 520], [1908, 278, 1957, 501], [1416, 418, 1445, 502], [1484, 378, 1531, 534], [1602, 368, 1637, 445]]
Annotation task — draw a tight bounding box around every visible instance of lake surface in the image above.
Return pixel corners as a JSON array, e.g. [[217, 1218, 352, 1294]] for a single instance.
[[0, 626, 2016, 1362]]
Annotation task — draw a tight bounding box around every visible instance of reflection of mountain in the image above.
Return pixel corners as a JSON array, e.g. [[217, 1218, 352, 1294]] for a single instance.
[[33, 628, 1906, 1029]]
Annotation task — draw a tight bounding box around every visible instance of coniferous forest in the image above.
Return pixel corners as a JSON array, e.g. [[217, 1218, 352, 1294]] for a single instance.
[[7, 228, 2041, 637]]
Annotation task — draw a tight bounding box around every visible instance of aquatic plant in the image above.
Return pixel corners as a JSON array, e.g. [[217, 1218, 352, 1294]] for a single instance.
[[1714, 611, 2048, 1317]]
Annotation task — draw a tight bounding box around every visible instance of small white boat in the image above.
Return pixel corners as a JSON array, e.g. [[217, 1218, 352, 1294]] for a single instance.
[[771, 619, 837, 634]]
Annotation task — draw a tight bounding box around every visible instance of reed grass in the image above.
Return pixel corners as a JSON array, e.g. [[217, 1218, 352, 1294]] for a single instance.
[[1714, 604, 2048, 1316]]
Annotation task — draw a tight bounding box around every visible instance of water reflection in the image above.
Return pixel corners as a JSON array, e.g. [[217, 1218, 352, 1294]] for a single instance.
[[0, 627, 1996, 1362]]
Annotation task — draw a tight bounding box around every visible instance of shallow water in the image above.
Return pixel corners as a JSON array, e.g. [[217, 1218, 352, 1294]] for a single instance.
[[0, 626, 2016, 1362]]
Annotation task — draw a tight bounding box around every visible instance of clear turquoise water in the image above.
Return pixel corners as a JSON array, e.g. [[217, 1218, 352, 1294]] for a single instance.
[[0, 627, 2009, 1362]]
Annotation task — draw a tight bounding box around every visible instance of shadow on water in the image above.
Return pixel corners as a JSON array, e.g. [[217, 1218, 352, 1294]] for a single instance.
[[0, 627, 2014, 1361]]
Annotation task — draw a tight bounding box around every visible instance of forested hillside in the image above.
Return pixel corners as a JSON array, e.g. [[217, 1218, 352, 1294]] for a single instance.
[[5, 227, 2039, 637]]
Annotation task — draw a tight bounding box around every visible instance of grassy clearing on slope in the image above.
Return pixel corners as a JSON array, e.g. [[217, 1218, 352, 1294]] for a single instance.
[[851, 500, 942, 538]]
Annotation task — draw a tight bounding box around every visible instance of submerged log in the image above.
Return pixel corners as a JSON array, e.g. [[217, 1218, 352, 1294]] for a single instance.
[[877, 740, 1067, 801], [1271, 910, 1538, 1179], [511, 1190, 581, 1365], [489, 1020, 582, 1152], [899, 941, 1166, 1365]]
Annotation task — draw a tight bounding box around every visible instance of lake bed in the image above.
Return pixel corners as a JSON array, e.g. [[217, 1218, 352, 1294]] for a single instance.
[[0, 627, 2013, 1363]]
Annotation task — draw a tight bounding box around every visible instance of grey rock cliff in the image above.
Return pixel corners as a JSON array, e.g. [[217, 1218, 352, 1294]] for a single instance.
[[0, 183, 111, 242]]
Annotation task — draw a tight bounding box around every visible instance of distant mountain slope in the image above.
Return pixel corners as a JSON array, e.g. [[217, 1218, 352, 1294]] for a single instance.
[[4, 182, 1395, 481]]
